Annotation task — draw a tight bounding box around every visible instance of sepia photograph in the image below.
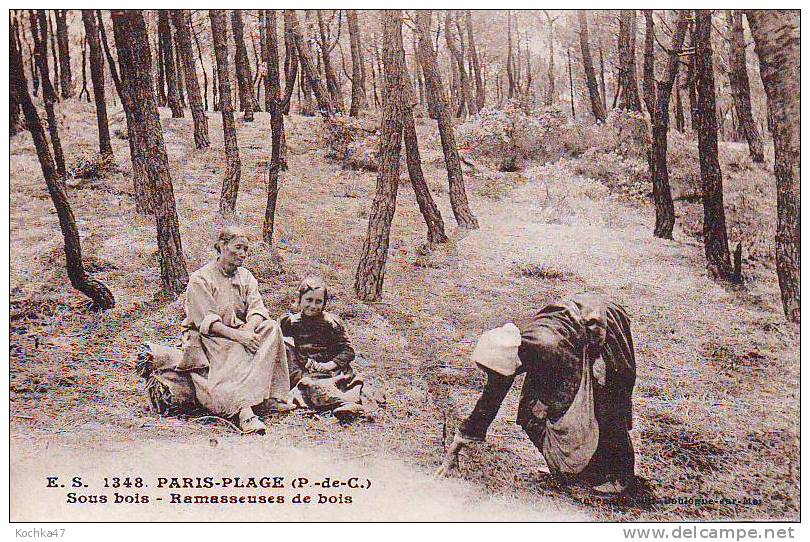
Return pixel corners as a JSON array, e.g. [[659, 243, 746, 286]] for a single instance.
[[7, 5, 801, 529]]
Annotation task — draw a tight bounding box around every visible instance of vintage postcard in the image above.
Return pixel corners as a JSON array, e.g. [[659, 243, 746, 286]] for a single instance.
[[8, 6, 800, 529]]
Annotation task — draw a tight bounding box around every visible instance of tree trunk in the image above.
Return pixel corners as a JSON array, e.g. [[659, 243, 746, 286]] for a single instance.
[[174, 32, 186, 109], [642, 10, 656, 120], [55, 10, 73, 98], [506, 11, 515, 99], [159, 10, 183, 118], [97, 10, 122, 100], [354, 10, 406, 302], [81, 10, 114, 160], [284, 9, 334, 118], [282, 15, 299, 115], [284, 10, 334, 118], [578, 11, 606, 122], [189, 14, 208, 111], [686, 20, 699, 130], [567, 48, 575, 117], [172, 10, 210, 148], [674, 73, 685, 132], [11, 31, 115, 309], [444, 10, 477, 116], [746, 10, 800, 322], [210, 43, 219, 112], [727, 11, 765, 163], [465, 10, 485, 110], [209, 10, 242, 215], [617, 10, 642, 112], [598, 38, 607, 111], [156, 22, 167, 106], [48, 10, 60, 96], [347, 9, 365, 116], [230, 9, 255, 122], [30, 10, 67, 180], [694, 10, 735, 282], [316, 10, 344, 113], [263, 10, 286, 245], [416, 10, 478, 229], [650, 11, 688, 240], [542, 11, 556, 106], [403, 73, 449, 244], [112, 9, 189, 294]]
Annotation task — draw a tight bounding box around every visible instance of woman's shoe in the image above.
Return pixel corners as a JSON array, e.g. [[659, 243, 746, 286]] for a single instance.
[[239, 415, 267, 435], [263, 398, 293, 414]]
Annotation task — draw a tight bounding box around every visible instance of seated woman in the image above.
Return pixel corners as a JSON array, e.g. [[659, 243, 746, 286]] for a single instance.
[[182, 226, 291, 435], [437, 294, 637, 495], [279, 276, 357, 388]]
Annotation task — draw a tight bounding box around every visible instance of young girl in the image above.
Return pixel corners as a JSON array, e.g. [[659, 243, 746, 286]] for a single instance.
[[280, 276, 356, 388]]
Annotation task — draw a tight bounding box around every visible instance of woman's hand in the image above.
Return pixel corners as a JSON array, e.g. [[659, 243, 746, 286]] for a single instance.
[[436, 430, 475, 477], [305, 359, 337, 373], [235, 329, 262, 354]]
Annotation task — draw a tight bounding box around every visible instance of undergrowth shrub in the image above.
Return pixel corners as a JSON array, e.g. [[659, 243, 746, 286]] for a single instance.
[[456, 100, 570, 171], [68, 151, 118, 180], [323, 116, 379, 171]]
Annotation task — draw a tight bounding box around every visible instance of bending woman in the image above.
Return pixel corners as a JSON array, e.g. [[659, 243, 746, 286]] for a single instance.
[[183, 226, 290, 434], [438, 294, 637, 494]]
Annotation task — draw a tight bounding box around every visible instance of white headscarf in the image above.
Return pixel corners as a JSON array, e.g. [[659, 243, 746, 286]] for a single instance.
[[471, 323, 522, 376]]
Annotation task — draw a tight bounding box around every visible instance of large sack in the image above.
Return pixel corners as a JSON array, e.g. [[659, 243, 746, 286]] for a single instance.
[[541, 349, 600, 475], [138, 342, 200, 415], [144, 370, 198, 415]]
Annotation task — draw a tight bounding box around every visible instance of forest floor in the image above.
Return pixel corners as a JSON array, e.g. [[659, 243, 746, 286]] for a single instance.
[[9, 102, 799, 521]]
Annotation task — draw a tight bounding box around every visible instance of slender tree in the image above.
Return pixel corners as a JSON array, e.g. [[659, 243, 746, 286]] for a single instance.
[[416, 10, 478, 230], [55, 10, 73, 98], [282, 14, 299, 115], [30, 10, 67, 180], [209, 10, 241, 215], [445, 10, 477, 116], [172, 10, 210, 148], [174, 32, 186, 109], [47, 10, 60, 95], [112, 9, 189, 294], [263, 9, 286, 244], [284, 10, 334, 118], [506, 11, 515, 99], [578, 11, 606, 122], [746, 10, 800, 322], [542, 11, 557, 106], [316, 10, 344, 113], [155, 22, 167, 107], [403, 72, 449, 244], [617, 10, 642, 112], [158, 10, 183, 118], [726, 11, 765, 163], [11, 14, 26, 136], [81, 10, 114, 159], [78, 32, 91, 102], [641, 10, 656, 120], [231, 9, 255, 121], [694, 11, 735, 282], [347, 9, 365, 116], [649, 11, 688, 240], [97, 10, 122, 99], [11, 31, 115, 309], [355, 10, 406, 301], [187, 15, 208, 112], [674, 73, 686, 132], [465, 10, 485, 110]]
